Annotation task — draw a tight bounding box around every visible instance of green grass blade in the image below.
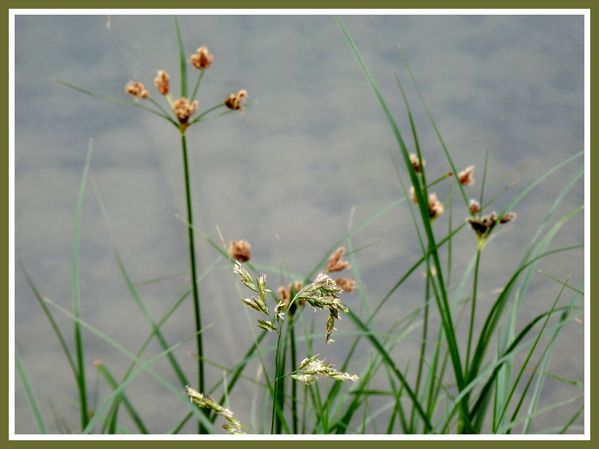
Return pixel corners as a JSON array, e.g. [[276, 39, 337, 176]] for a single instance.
[[41, 296, 215, 434], [495, 275, 572, 432], [15, 350, 48, 433], [71, 139, 93, 430], [345, 310, 432, 431], [95, 361, 149, 434], [57, 80, 178, 126], [92, 179, 188, 387], [337, 22, 469, 429], [174, 17, 187, 98], [18, 263, 78, 380]]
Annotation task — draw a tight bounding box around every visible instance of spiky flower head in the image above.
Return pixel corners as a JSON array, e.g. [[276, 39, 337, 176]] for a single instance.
[[409, 153, 425, 173], [327, 246, 351, 273], [172, 97, 199, 124], [295, 272, 348, 343], [229, 239, 251, 262], [291, 355, 358, 385], [428, 193, 444, 220], [469, 199, 481, 215], [458, 165, 475, 186], [189, 46, 214, 70], [335, 277, 356, 293], [125, 81, 149, 99], [225, 90, 248, 111], [154, 70, 170, 95], [185, 386, 244, 434]]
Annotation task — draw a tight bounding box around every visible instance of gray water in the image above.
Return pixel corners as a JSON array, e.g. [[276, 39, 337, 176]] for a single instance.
[[14, 14, 584, 434]]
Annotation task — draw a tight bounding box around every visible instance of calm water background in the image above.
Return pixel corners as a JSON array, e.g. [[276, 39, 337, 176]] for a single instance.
[[14, 15, 584, 434]]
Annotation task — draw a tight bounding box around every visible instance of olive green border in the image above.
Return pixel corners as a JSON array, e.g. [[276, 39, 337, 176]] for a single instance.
[[2, 2, 593, 448]]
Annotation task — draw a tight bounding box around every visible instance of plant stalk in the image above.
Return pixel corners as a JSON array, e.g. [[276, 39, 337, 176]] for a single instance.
[[180, 131, 206, 433]]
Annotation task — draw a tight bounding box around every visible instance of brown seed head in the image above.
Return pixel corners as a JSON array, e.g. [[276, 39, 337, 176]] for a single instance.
[[327, 246, 351, 273], [499, 211, 517, 224], [189, 46, 214, 70], [225, 89, 248, 111], [125, 81, 149, 99], [229, 240, 251, 262], [172, 97, 199, 124], [335, 277, 356, 293], [409, 153, 425, 173], [458, 165, 475, 186], [428, 193, 444, 220], [154, 70, 170, 95], [469, 199, 481, 215]]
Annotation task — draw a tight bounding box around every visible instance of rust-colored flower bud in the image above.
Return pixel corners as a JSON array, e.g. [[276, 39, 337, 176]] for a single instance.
[[154, 70, 170, 95], [172, 97, 199, 124], [409, 153, 425, 173], [327, 246, 351, 273], [189, 46, 214, 70], [229, 240, 251, 262], [469, 199, 481, 215], [458, 165, 475, 186], [125, 81, 149, 99], [428, 193, 444, 220], [335, 278, 356, 293], [225, 90, 248, 111]]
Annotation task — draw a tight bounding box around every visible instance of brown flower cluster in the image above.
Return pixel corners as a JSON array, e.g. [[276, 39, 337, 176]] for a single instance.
[[225, 90, 248, 111], [229, 240, 251, 262], [172, 97, 199, 124], [325, 246, 356, 294], [124, 81, 149, 99], [189, 46, 214, 70]]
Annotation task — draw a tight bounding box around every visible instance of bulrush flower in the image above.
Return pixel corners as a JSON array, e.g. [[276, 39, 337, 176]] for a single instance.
[[291, 355, 359, 385], [428, 193, 444, 220], [458, 165, 475, 186], [153, 70, 170, 95], [172, 97, 199, 124], [469, 199, 481, 215], [124, 81, 149, 99], [467, 212, 498, 247], [189, 46, 214, 70], [185, 386, 244, 434], [409, 153, 425, 173], [335, 277, 356, 293], [229, 240, 251, 262], [409, 186, 418, 204], [327, 246, 351, 273], [499, 211, 517, 224], [225, 89, 248, 111]]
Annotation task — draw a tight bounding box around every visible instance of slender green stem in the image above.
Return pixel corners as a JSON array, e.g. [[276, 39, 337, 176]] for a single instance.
[[465, 249, 482, 373], [190, 70, 206, 102], [271, 328, 284, 434], [180, 132, 205, 433], [289, 318, 299, 434], [410, 272, 430, 432]]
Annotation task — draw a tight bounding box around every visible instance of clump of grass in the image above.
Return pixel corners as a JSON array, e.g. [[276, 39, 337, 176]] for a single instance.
[[16, 17, 583, 435]]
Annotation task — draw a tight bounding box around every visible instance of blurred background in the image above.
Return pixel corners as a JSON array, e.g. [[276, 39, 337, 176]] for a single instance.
[[14, 14, 585, 434]]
